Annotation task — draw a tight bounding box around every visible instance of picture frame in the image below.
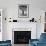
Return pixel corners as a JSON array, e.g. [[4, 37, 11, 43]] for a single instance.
[[18, 4, 29, 18]]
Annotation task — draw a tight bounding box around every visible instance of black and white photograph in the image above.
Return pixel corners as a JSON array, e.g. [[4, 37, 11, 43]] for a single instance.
[[18, 5, 29, 18]]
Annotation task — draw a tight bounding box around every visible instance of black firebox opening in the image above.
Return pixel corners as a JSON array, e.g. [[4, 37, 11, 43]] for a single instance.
[[14, 31, 31, 44]]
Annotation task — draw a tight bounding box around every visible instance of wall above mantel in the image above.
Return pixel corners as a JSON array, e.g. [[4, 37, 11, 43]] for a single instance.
[[3, 8, 45, 24]]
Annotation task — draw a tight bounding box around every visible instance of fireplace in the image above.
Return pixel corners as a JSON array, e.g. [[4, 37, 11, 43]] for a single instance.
[[14, 31, 31, 44]]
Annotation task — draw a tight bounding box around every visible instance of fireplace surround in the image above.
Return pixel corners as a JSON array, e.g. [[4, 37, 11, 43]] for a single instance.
[[12, 28, 31, 44]]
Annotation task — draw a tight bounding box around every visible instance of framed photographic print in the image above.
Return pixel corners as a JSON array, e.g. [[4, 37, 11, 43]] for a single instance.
[[18, 4, 29, 18]]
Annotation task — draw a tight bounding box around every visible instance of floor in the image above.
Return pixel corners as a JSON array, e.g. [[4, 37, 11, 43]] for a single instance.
[[12, 44, 29, 46]]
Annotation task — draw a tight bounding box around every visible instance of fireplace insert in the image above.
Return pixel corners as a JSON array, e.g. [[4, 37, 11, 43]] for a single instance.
[[14, 31, 31, 44]]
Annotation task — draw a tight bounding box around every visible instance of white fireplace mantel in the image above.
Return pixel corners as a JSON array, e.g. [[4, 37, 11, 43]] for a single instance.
[[12, 22, 37, 28], [12, 22, 37, 39]]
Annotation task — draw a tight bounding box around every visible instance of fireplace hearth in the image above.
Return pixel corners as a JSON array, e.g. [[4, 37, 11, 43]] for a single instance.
[[14, 31, 31, 44]]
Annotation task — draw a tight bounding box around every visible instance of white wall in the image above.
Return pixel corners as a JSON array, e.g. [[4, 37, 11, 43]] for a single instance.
[[36, 10, 45, 39], [0, 0, 46, 11]]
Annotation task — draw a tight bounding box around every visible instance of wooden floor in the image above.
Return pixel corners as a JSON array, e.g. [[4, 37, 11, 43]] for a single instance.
[[12, 44, 29, 46]]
